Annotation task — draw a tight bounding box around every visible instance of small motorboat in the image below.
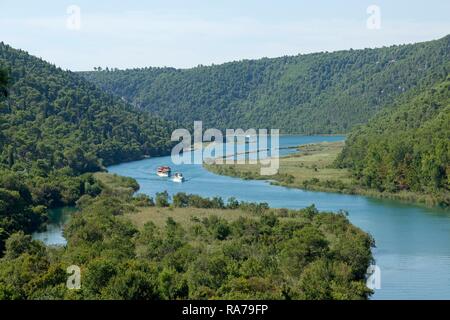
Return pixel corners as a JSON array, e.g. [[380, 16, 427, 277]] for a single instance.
[[157, 166, 171, 177], [172, 172, 185, 183]]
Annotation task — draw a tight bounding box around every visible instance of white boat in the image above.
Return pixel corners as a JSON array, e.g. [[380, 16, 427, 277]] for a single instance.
[[157, 171, 169, 177], [157, 166, 171, 177], [172, 172, 185, 183]]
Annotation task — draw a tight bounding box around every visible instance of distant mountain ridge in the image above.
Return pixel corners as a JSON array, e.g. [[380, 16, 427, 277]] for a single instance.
[[82, 35, 450, 134]]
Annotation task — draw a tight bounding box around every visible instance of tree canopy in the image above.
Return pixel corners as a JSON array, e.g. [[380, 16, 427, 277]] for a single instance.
[[0, 43, 174, 251], [82, 35, 450, 134], [336, 76, 450, 205], [0, 187, 374, 300], [0, 68, 7, 97]]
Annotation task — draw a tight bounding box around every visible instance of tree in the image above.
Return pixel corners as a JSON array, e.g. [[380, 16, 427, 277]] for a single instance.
[[103, 264, 162, 300], [82, 259, 117, 298], [295, 259, 371, 300], [280, 226, 329, 276], [172, 192, 189, 208], [3, 232, 41, 260], [155, 191, 170, 207], [0, 67, 7, 97]]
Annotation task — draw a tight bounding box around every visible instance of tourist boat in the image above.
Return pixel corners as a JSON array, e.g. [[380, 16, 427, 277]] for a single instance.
[[157, 166, 171, 177], [172, 172, 185, 183]]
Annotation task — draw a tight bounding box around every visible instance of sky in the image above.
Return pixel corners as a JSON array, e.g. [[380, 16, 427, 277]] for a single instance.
[[1, 0, 449, 71]]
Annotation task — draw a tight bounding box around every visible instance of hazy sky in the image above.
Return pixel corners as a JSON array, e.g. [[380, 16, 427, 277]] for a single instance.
[[1, 0, 449, 71]]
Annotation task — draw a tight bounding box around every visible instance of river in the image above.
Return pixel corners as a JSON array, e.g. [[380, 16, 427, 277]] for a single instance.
[[32, 207, 77, 245], [34, 135, 450, 300]]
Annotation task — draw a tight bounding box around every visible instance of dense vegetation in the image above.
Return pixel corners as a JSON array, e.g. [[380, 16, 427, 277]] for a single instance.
[[0, 177, 374, 300], [0, 43, 174, 251], [1, 34, 447, 299], [82, 35, 450, 134], [0, 68, 7, 97], [0, 43, 174, 168], [336, 76, 450, 206]]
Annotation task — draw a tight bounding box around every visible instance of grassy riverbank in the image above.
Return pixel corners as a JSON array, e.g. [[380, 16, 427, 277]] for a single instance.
[[204, 141, 447, 207], [126, 207, 253, 229]]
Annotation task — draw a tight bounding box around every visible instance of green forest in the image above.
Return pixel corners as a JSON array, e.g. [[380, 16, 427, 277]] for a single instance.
[[82, 35, 450, 134], [0, 176, 373, 300], [0, 42, 174, 253], [336, 76, 450, 204], [0, 42, 376, 300], [0, 33, 449, 300]]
